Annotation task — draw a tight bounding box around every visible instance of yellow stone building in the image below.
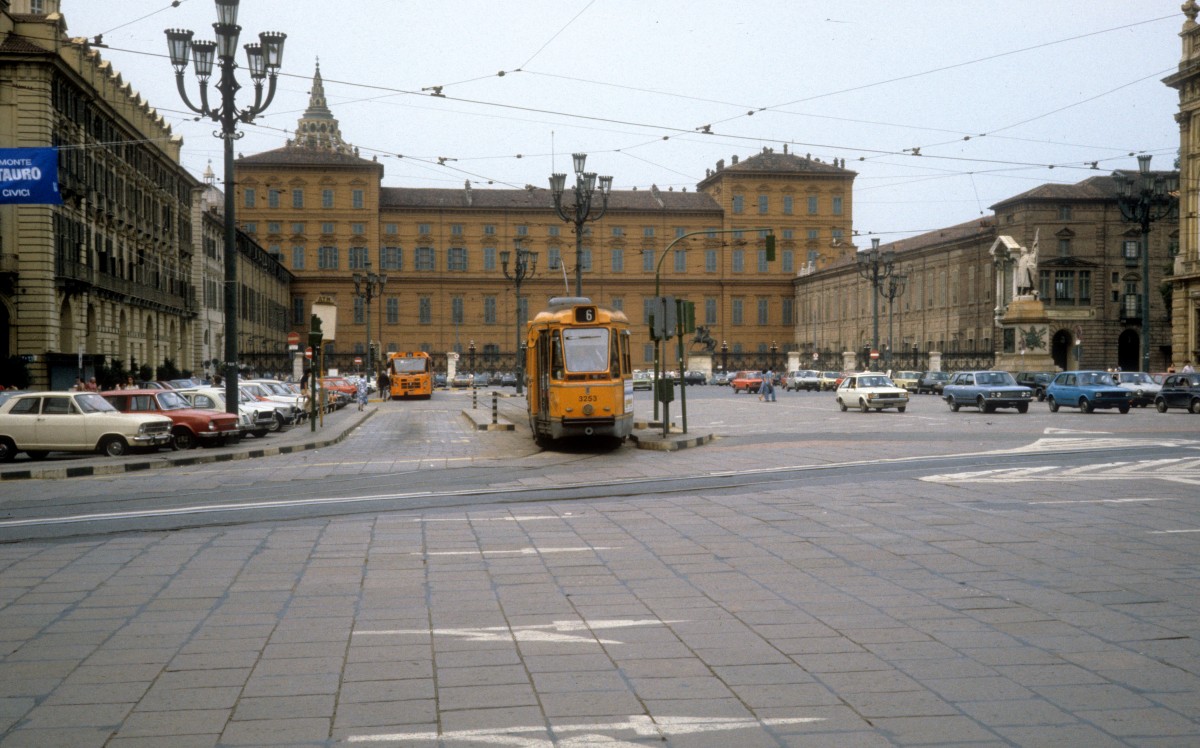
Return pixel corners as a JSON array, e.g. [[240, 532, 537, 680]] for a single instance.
[[235, 66, 857, 374], [1165, 1, 1200, 369]]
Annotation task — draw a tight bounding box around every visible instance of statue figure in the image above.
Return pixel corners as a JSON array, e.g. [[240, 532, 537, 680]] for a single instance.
[[1015, 229, 1039, 298], [692, 325, 717, 353]]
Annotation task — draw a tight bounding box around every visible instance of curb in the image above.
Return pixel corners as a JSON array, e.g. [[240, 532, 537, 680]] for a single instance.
[[461, 408, 515, 431], [629, 431, 715, 451], [0, 410, 376, 482]]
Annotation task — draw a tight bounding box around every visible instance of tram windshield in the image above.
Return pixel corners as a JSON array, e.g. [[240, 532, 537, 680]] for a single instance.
[[562, 328, 611, 373], [390, 357, 429, 374]]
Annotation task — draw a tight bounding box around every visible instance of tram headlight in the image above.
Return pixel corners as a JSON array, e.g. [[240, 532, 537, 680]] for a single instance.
[[583, 403, 595, 416]]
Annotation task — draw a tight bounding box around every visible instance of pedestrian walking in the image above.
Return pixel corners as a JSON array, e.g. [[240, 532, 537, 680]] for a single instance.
[[356, 377, 368, 411]]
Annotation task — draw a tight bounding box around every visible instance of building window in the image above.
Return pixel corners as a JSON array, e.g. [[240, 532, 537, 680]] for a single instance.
[[267, 222, 281, 235], [451, 296, 464, 325], [320, 222, 335, 235], [548, 247, 562, 270], [322, 189, 334, 209], [450, 224, 463, 236], [484, 296, 497, 324], [515, 225, 528, 236], [1058, 238, 1071, 257], [732, 249, 744, 273], [732, 194, 744, 214], [611, 248, 624, 273], [349, 246, 368, 270], [644, 226, 655, 238], [807, 195, 818, 214], [483, 224, 496, 236], [1123, 240, 1139, 262], [644, 344, 654, 363], [415, 247, 435, 271], [291, 222, 305, 235], [385, 223, 398, 235], [484, 246, 496, 271], [1058, 204, 1072, 220], [758, 195, 768, 214], [807, 228, 819, 240], [705, 297, 717, 325], [386, 297, 399, 324], [610, 296, 623, 312], [782, 249, 794, 274], [757, 249, 768, 273], [418, 223, 431, 235], [380, 246, 402, 270], [674, 249, 686, 273], [352, 189, 364, 209], [268, 189, 280, 208], [705, 249, 717, 273], [318, 246, 339, 269], [782, 298, 794, 325], [448, 247, 467, 271], [611, 226, 624, 237], [757, 298, 769, 325], [351, 222, 365, 235], [783, 196, 793, 215], [243, 188, 255, 208], [642, 298, 654, 324], [291, 246, 305, 269], [642, 249, 655, 272], [732, 298, 744, 325], [292, 189, 304, 209], [418, 296, 432, 324], [832, 196, 843, 215], [354, 296, 365, 324], [548, 226, 560, 237], [580, 248, 592, 271], [292, 297, 305, 325]]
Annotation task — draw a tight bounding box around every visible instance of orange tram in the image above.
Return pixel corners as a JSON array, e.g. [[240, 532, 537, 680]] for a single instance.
[[526, 297, 633, 444], [385, 351, 434, 399]]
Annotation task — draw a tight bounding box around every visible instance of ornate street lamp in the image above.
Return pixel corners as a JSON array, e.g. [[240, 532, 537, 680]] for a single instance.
[[884, 272, 908, 369], [352, 261, 388, 372], [721, 340, 729, 373], [854, 237, 897, 371], [166, 1, 285, 413], [468, 340, 476, 373], [501, 239, 538, 395], [549, 153, 613, 296], [1111, 155, 1178, 372]]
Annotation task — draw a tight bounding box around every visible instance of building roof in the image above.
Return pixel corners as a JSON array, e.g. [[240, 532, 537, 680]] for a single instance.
[[885, 216, 997, 255], [380, 184, 720, 213], [697, 147, 856, 189], [236, 146, 383, 170]]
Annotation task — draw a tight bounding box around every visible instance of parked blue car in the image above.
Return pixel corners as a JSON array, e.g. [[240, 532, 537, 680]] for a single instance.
[[942, 370, 1033, 413], [1045, 370, 1132, 414]]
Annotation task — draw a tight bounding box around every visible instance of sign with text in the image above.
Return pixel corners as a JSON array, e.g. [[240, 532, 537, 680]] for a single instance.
[[0, 148, 61, 204]]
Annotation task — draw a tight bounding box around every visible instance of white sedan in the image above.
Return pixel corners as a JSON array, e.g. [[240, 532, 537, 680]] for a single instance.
[[835, 373, 910, 413], [0, 391, 173, 460]]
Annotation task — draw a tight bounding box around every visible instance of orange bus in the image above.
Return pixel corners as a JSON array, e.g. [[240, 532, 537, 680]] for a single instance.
[[386, 351, 434, 399]]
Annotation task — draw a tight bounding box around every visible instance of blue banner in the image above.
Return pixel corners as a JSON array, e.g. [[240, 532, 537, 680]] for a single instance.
[[0, 148, 62, 205]]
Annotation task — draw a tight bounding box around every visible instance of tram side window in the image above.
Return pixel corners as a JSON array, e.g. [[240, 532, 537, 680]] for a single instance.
[[609, 332, 620, 377], [621, 331, 632, 376], [551, 333, 564, 379]]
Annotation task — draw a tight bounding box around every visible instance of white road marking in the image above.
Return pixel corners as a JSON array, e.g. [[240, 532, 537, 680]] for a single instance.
[[346, 715, 825, 745], [923, 457, 1200, 485], [355, 618, 681, 645], [418, 546, 615, 557], [1149, 528, 1200, 534]]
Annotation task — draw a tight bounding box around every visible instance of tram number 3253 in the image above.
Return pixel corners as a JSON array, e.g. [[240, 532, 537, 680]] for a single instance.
[[578, 394, 599, 402]]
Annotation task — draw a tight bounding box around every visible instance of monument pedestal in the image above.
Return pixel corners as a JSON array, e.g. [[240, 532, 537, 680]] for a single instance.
[[995, 297, 1056, 372]]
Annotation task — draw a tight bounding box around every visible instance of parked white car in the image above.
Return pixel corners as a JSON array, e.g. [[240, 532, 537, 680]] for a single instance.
[[1112, 371, 1161, 407], [835, 373, 909, 413], [239, 381, 302, 431], [176, 388, 276, 439], [0, 391, 173, 460]]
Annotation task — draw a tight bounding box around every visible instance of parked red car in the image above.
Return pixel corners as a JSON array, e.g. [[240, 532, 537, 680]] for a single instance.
[[102, 389, 240, 449]]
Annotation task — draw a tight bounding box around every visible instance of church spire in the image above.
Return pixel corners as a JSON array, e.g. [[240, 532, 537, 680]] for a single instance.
[[291, 59, 352, 153]]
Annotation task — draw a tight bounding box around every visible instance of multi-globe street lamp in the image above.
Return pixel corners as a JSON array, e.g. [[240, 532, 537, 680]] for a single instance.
[[854, 237, 897, 371], [1111, 155, 1178, 373], [549, 153, 612, 297], [165, 0, 285, 413], [500, 239, 538, 395], [352, 261, 387, 374]]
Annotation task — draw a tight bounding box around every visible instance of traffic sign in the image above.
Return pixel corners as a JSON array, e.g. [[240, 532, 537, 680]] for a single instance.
[[304, 347, 313, 360], [870, 349, 880, 360], [287, 331, 300, 345], [354, 357, 363, 365]]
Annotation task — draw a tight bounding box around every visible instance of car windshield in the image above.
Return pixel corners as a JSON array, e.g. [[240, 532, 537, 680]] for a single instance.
[[156, 391, 190, 410], [823, 371, 840, 378], [1077, 372, 1111, 386], [391, 357, 429, 374], [259, 382, 289, 395], [1118, 372, 1152, 384], [75, 393, 117, 413], [976, 372, 1016, 386], [859, 376, 892, 387]]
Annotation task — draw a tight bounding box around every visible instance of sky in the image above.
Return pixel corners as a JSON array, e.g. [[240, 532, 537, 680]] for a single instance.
[[56, 1, 1182, 243]]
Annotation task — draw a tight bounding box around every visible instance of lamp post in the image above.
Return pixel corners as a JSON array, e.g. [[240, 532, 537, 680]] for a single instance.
[[884, 272, 908, 370], [1111, 155, 1178, 373], [166, 0, 285, 414], [721, 340, 728, 374], [501, 239, 538, 395], [352, 260, 387, 374], [468, 340, 476, 374], [549, 153, 613, 297], [854, 237, 897, 371], [769, 341, 778, 373]]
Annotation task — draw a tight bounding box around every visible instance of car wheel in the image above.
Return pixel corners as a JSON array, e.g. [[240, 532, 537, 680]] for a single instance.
[[838, 398, 847, 412], [1080, 397, 1093, 413], [100, 436, 129, 457], [1118, 405, 1130, 414], [1016, 403, 1029, 414], [25, 450, 49, 461], [0, 437, 16, 463], [269, 412, 286, 432], [1191, 398, 1200, 415], [1155, 399, 1168, 413], [898, 406, 906, 413], [859, 399, 869, 413], [172, 428, 196, 450], [947, 398, 960, 413], [1047, 396, 1059, 413]]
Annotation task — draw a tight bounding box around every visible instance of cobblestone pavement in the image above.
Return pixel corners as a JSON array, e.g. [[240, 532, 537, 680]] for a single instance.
[[0, 389, 1197, 746]]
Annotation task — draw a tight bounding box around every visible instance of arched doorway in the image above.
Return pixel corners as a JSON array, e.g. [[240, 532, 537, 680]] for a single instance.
[[1117, 330, 1140, 372], [1051, 329, 1073, 370]]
